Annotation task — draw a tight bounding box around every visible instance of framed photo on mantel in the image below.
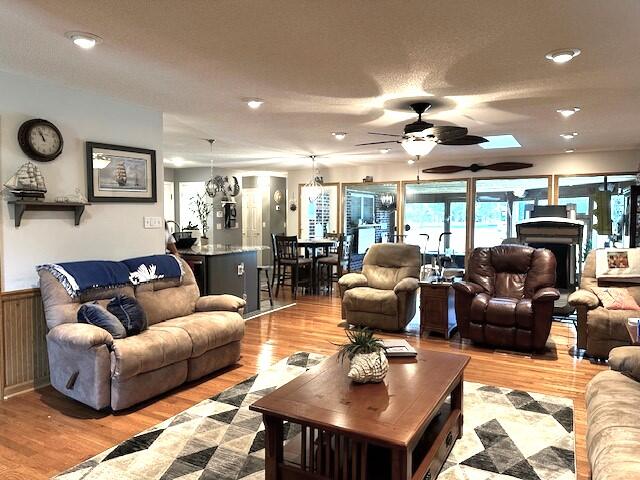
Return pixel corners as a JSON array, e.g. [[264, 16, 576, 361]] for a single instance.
[[86, 142, 157, 203]]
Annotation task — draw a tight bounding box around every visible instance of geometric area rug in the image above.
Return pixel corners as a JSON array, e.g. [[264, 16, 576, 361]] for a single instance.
[[54, 352, 575, 480]]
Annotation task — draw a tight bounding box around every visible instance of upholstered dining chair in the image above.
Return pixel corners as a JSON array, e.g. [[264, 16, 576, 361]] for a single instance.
[[453, 244, 559, 352], [338, 243, 420, 331]]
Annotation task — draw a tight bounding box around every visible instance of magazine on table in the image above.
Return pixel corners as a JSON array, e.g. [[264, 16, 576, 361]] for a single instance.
[[381, 339, 417, 357]]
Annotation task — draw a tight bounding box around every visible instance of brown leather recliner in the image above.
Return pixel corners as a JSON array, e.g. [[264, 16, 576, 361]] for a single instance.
[[453, 245, 559, 351]]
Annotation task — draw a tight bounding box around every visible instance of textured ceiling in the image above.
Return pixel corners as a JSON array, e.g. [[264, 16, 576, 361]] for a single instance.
[[1, 0, 639, 170]]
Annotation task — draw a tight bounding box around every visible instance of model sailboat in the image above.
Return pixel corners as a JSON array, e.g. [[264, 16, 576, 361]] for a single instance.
[[4, 161, 47, 199]]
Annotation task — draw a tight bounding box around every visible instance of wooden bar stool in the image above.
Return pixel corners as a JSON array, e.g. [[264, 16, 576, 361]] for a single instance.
[[257, 265, 274, 307]]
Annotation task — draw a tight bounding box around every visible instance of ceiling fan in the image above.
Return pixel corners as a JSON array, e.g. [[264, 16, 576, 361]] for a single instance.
[[355, 102, 488, 156]]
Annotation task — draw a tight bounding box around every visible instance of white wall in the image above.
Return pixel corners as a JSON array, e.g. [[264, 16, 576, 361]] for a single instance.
[[0, 70, 164, 290], [287, 149, 640, 235]]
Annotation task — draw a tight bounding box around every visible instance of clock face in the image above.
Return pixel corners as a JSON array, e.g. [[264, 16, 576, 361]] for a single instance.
[[18, 119, 64, 161], [28, 124, 61, 156]]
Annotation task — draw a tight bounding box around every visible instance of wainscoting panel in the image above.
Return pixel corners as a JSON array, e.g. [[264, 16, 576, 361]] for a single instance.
[[1, 289, 49, 398]]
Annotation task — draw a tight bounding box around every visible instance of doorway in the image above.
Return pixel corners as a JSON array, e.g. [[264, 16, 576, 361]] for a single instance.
[[242, 188, 263, 263], [164, 181, 175, 224]]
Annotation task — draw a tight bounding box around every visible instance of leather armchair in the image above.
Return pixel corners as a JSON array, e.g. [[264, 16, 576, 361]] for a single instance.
[[453, 245, 559, 351], [338, 243, 420, 331], [568, 250, 639, 358]]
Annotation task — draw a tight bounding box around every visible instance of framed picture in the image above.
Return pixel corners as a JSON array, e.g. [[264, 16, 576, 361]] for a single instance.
[[86, 142, 157, 203]]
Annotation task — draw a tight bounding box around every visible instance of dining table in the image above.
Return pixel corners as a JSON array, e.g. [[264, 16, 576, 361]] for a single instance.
[[297, 238, 337, 294]]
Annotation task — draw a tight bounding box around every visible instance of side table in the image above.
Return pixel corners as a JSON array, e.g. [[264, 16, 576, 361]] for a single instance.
[[420, 281, 457, 339]]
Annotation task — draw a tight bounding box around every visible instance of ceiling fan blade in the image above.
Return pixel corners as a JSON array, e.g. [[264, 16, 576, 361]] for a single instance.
[[367, 132, 403, 137], [483, 162, 534, 171], [421, 165, 470, 174], [439, 135, 488, 146], [355, 140, 401, 146], [426, 126, 469, 143]]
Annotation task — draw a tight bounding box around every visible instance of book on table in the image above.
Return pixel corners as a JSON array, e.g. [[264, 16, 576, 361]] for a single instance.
[[381, 339, 417, 357]]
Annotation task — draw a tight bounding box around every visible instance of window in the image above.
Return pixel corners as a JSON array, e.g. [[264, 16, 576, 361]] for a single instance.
[[299, 184, 339, 239], [474, 177, 549, 247], [403, 180, 467, 256], [350, 192, 375, 225], [558, 174, 636, 250]]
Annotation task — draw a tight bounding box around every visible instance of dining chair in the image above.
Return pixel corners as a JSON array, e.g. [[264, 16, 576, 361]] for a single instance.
[[274, 235, 312, 299], [317, 234, 352, 294]]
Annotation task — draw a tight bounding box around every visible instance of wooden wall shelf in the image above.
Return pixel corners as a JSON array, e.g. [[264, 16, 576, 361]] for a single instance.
[[8, 200, 89, 227]]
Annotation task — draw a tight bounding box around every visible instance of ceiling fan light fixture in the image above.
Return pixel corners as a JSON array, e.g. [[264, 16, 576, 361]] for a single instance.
[[331, 132, 347, 140], [545, 48, 581, 64], [557, 107, 581, 118], [401, 138, 436, 157]]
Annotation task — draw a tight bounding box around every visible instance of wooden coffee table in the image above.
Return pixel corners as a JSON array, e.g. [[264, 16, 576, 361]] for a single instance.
[[250, 348, 470, 480]]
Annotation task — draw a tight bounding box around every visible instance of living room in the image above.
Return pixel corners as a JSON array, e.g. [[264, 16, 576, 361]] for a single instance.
[[1, 1, 640, 479]]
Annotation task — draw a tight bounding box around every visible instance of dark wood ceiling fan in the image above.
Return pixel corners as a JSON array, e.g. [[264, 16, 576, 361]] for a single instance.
[[355, 102, 488, 147], [422, 162, 533, 174]]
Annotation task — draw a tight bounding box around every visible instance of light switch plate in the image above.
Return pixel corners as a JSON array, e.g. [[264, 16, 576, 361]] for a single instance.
[[237, 263, 245, 276], [143, 216, 163, 229], [216, 223, 222, 230]]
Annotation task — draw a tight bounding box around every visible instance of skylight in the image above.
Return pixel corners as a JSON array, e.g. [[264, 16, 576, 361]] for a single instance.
[[478, 135, 521, 149]]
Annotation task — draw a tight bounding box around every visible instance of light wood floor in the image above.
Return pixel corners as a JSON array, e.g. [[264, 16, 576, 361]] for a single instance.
[[0, 292, 605, 479]]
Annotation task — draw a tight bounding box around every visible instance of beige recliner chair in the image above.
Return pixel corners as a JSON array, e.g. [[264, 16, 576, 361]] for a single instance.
[[569, 250, 638, 358], [338, 243, 420, 331]]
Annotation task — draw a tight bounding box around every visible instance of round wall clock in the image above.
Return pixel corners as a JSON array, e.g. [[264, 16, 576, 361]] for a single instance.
[[273, 189, 283, 204], [17, 118, 64, 162]]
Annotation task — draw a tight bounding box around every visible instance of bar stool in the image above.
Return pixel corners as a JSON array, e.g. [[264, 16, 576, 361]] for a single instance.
[[274, 235, 312, 299], [257, 265, 273, 307], [317, 234, 352, 293]]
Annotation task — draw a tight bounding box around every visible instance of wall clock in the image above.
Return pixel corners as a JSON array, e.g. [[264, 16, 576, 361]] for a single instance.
[[17, 118, 64, 162], [273, 189, 283, 204]]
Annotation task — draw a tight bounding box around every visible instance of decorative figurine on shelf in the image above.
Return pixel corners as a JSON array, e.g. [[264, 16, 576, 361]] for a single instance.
[[336, 328, 388, 384], [3, 161, 47, 199]]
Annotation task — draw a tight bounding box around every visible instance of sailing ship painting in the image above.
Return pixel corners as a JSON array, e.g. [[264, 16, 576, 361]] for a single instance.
[[3, 161, 47, 199], [98, 155, 147, 192]]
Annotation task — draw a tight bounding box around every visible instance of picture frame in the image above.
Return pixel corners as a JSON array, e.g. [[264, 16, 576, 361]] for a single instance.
[[86, 142, 157, 203]]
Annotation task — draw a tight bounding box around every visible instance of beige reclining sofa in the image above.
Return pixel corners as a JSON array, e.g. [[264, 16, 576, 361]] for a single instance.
[[39, 257, 245, 411]]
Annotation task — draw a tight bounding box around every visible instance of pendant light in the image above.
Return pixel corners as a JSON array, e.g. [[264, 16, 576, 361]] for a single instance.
[[303, 155, 324, 203], [205, 139, 216, 198]]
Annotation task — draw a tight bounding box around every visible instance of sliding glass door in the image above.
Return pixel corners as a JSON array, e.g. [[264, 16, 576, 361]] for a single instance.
[[474, 177, 550, 247]]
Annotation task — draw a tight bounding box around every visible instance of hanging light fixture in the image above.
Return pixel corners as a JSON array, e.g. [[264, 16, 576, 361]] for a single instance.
[[401, 137, 437, 157], [303, 155, 324, 203], [204, 139, 217, 198]]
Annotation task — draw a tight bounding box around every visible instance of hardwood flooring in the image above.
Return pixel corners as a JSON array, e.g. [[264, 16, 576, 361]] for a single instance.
[[0, 293, 605, 479]]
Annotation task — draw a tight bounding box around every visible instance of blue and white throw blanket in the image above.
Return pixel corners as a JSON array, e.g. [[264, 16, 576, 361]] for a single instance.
[[121, 254, 183, 285], [37, 261, 131, 298], [37, 255, 183, 297]]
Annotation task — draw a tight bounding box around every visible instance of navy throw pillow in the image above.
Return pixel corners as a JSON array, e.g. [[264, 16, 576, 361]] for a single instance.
[[107, 295, 148, 336], [77, 303, 127, 339]]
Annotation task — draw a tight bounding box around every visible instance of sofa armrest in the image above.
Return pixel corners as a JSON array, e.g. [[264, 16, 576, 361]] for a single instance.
[[394, 277, 419, 294], [196, 294, 246, 313], [532, 287, 560, 303], [47, 323, 113, 349], [568, 289, 600, 309], [452, 281, 484, 296], [609, 346, 640, 381], [338, 273, 368, 290]]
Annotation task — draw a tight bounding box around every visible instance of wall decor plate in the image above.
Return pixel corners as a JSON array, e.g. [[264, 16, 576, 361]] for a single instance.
[[86, 142, 157, 203]]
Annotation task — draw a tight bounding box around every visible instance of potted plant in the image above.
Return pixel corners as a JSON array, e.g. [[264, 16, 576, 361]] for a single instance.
[[336, 328, 388, 383], [191, 193, 212, 245]]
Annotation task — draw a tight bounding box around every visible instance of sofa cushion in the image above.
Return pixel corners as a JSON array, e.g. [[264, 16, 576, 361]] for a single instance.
[[343, 287, 397, 316], [592, 287, 640, 311], [156, 311, 245, 357], [586, 370, 640, 480], [107, 295, 148, 336], [78, 303, 127, 339], [111, 327, 192, 380]]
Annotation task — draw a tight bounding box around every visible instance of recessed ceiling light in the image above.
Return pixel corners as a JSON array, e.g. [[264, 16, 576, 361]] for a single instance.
[[478, 135, 521, 149], [379, 148, 391, 154], [556, 107, 581, 118], [560, 132, 578, 139], [565, 149, 575, 153], [246, 99, 264, 109], [545, 48, 581, 64], [65, 31, 102, 49], [407, 159, 415, 165], [332, 132, 347, 140]]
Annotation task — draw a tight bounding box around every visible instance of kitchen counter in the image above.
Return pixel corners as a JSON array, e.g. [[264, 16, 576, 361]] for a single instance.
[[177, 244, 266, 256]]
